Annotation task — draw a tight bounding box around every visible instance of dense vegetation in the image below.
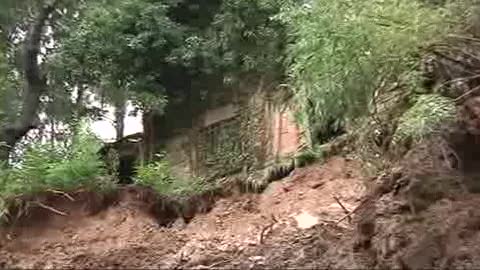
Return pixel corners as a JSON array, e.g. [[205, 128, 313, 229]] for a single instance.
[[0, 0, 475, 218], [281, 0, 463, 144], [134, 154, 217, 196]]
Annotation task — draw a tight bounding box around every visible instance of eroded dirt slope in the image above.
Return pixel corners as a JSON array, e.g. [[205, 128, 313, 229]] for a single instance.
[[0, 157, 365, 269], [4, 154, 480, 270]]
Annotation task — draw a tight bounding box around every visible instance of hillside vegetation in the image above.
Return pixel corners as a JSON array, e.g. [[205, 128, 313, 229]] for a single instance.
[[0, 0, 473, 202], [2, 0, 480, 268]]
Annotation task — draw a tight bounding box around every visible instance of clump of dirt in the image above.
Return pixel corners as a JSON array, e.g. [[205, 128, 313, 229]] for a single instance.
[[0, 157, 366, 269], [341, 128, 480, 270], [4, 190, 118, 229]]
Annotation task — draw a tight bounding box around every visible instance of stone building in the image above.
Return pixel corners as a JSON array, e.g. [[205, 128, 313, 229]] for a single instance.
[[142, 76, 304, 180]]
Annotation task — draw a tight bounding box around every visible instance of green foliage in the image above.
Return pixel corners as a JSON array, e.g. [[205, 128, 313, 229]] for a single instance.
[[134, 156, 173, 193], [280, 0, 464, 142], [134, 154, 216, 196], [169, 0, 288, 75], [0, 41, 21, 127], [54, 0, 288, 116], [0, 0, 36, 31], [393, 94, 456, 146], [0, 124, 115, 198], [45, 128, 115, 191], [0, 48, 10, 123], [202, 119, 246, 178], [295, 146, 325, 168], [54, 0, 184, 113]]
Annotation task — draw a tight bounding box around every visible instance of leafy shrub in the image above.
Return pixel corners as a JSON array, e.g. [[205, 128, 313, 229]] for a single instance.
[[45, 129, 113, 191], [134, 156, 173, 194], [0, 126, 115, 198], [295, 146, 325, 167], [134, 154, 216, 196], [278, 0, 465, 143], [392, 94, 456, 146]]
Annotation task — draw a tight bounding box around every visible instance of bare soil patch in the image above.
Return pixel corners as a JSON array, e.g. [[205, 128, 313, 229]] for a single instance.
[[0, 157, 365, 269], [3, 155, 480, 269]]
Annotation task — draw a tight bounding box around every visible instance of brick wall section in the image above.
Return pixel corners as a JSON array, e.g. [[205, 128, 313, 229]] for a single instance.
[[272, 109, 301, 158]]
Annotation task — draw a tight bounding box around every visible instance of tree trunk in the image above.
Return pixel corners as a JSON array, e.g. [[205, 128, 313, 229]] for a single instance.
[[0, 2, 56, 162], [114, 100, 126, 141], [142, 111, 155, 161], [50, 120, 56, 147], [71, 85, 85, 138]]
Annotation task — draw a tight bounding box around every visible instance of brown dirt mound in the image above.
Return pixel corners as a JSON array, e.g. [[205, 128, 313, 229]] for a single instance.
[[4, 154, 479, 270], [333, 131, 480, 270], [0, 157, 366, 269]]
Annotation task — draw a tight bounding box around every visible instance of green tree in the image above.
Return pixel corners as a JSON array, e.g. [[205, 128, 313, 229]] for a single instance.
[[50, 0, 288, 153], [0, 1, 57, 161], [0, 0, 90, 161], [279, 0, 465, 145], [55, 0, 287, 108]]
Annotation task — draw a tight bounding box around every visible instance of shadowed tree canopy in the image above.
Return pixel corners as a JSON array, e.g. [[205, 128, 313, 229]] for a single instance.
[[0, 0, 98, 162], [54, 0, 288, 115], [0, 0, 289, 162]]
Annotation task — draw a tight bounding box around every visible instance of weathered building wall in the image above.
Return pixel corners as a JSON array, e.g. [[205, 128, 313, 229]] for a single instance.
[[203, 104, 238, 127], [147, 76, 303, 180], [161, 103, 241, 179], [163, 133, 192, 180], [272, 109, 301, 158]]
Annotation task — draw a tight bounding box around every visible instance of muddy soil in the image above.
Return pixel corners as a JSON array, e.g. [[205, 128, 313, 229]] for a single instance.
[[2, 156, 480, 269], [0, 157, 365, 269]]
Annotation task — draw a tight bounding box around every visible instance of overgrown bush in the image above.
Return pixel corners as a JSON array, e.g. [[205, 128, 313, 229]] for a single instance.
[[392, 94, 456, 147], [0, 126, 115, 199], [0, 125, 115, 222], [45, 129, 115, 192], [278, 0, 466, 144], [134, 154, 216, 196], [295, 145, 325, 167]]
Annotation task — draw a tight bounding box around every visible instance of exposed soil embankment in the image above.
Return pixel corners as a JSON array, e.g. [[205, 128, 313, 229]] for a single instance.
[[2, 155, 480, 269], [0, 157, 366, 269]]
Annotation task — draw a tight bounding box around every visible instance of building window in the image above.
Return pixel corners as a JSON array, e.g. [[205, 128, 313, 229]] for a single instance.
[[200, 116, 242, 170]]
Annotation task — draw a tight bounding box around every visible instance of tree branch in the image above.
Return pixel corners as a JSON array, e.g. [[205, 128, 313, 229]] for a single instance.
[[0, 1, 58, 161]]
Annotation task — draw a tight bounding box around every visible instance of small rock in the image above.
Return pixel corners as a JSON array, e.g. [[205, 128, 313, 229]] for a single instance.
[[171, 218, 187, 230], [244, 240, 257, 246], [218, 244, 231, 252], [294, 211, 319, 229], [186, 254, 207, 266], [309, 182, 324, 189], [392, 167, 403, 180], [250, 256, 264, 262]]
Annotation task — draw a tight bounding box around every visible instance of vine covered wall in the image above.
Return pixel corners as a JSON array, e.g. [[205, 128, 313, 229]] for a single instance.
[[195, 79, 275, 180], [149, 76, 302, 180]]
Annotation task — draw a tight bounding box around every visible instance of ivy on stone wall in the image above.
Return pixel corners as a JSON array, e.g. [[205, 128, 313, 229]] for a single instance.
[[196, 89, 272, 180], [240, 89, 271, 169], [202, 117, 245, 177]]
